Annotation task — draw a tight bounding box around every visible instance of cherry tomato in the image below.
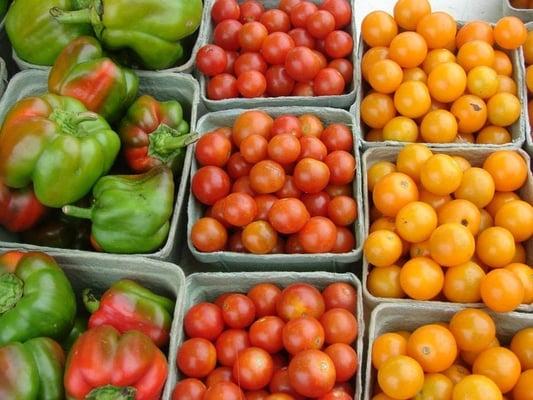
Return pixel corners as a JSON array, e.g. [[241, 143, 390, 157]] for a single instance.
[[300, 114, 324, 137], [172, 378, 207, 400], [328, 59, 353, 85], [283, 315, 325, 354], [238, 70, 267, 98], [292, 82, 315, 96], [314, 50, 328, 69], [324, 343, 358, 383], [242, 220, 279, 254], [325, 30, 353, 58], [222, 193, 258, 227], [206, 199, 230, 227], [262, 32, 296, 65], [268, 133, 302, 164], [225, 51, 238, 74], [332, 226, 355, 253], [328, 196, 357, 226], [233, 347, 274, 390], [277, 283, 326, 320], [240, 135, 267, 164], [285, 47, 322, 82], [272, 115, 302, 137], [233, 110, 274, 146], [239, 22, 269, 52], [299, 137, 328, 160], [208, 73, 239, 100], [288, 350, 336, 397], [221, 293, 256, 329], [254, 194, 278, 221], [276, 176, 302, 198], [266, 65, 296, 97], [239, 0, 264, 23], [325, 150, 355, 185], [227, 152, 253, 179], [322, 282, 356, 311], [314, 68, 345, 96], [280, 0, 303, 14], [294, 158, 330, 193], [320, 0, 351, 29], [197, 45, 228, 77], [260, 9, 291, 33], [302, 191, 331, 216], [232, 176, 256, 196], [192, 166, 231, 205], [184, 302, 224, 341], [245, 391, 269, 400], [228, 230, 249, 252], [289, 28, 316, 48], [290, 1, 319, 28], [216, 329, 251, 366], [214, 20, 243, 51], [320, 308, 358, 344], [298, 216, 337, 253], [269, 367, 304, 399], [177, 338, 217, 378], [204, 382, 245, 400], [234, 52, 268, 76], [268, 198, 310, 234], [250, 160, 287, 193], [247, 283, 282, 316], [326, 184, 352, 198], [195, 132, 232, 167], [212, 0, 240, 23], [322, 124, 353, 152], [286, 234, 306, 253], [249, 316, 285, 353], [206, 367, 234, 387], [307, 10, 336, 39]]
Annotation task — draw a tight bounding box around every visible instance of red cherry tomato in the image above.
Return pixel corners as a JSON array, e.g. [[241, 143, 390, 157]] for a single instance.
[[233, 347, 274, 390], [225, 51, 239, 74], [285, 47, 322, 82], [232, 176, 256, 197], [240, 134, 268, 164], [314, 68, 345, 96], [275, 176, 302, 198], [322, 282, 357, 311], [216, 329, 251, 366], [328, 59, 353, 85], [288, 28, 316, 48], [307, 10, 336, 39], [228, 230, 249, 252], [195, 132, 232, 167], [246, 391, 269, 400], [302, 191, 331, 216], [265, 66, 295, 97], [212, 0, 240, 23], [321, 123, 353, 152], [285, 234, 306, 253], [223, 192, 258, 227], [184, 302, 224, 340], [247, 283, 282, 317], [320, 308, 358, 344], [237, 70, 267, 98], [299, 136, 327, 161], [206, 367, 234, 387], [250, 160, 286, 194], [227, 152, 253, 179], [320, 0, 352, 29], [249, 316, 285, 353], [208, 74, 239, 100], [233, 110, 274, 146], [234, 52, 268, 76], [298, 216, 337, 253], [269, 368, 304, 400], [299, 114, 324, 137], [328, 195, 357, 226], [283, 315, 325, 354], [315, 38, 327, 54], [214, 20, 243, 51], [294, 158, 330, 193], [276, 283, 326, 321], [314, 50, 328, 69], [288, 350, 336, 397], [268, 198, 309, 234], [192, 166, 231, 205], [242, 220, 279, 254], [324, 30, 353, 58], [221, 293, 256, 329], [292, 82, 315, 96], [272, 115, 302, 137], [206, 199, 230, 227], [239, 22, 269, 52], [177, 338, 217, 378], [280, 0, 302, 14], [172, 378, 206, 400], [325, 150, 355, 185], [268, 133, 301, 164], [197, 45, 228, 77], [262, 32, 296, 65], [290, 1, 319, 28], [332, 226, 355, 253], [260, 9, 291, 33], [240, 0, 264, 23], [326, 184, 352, 198], [254, 194, 278, 221], [319, 391, 352, 400], [204, 382, 245, 400]]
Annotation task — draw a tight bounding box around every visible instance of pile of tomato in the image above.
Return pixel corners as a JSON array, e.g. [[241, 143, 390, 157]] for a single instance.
[[360, 0, 527, 144], [190, 110, 358, 255], [371, 308, 533, 400], [525, 28, 533, 133], [196, 0, 354, 99], [173, 281, 359, 400], [364, 145, 533, 312]]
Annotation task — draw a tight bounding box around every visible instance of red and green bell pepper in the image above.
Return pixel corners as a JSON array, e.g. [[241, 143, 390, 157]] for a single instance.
[[0, 181, 47, 232]]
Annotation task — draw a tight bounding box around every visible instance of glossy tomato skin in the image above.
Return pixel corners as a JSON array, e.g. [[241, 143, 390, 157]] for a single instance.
[[299, 137, 328, 161], [240, 0, 264, 23], [324, 343, 358, 382], [290, 1, 318, 28], [239, 21, 269, 52], [237, 70, 267, 98], [298, 216, 337, 253], [208, 73, 239, 100], [228, 231, 249, 252], [328, 195, 357, 226], [320, 308, 358, 344], [248, 283, 282, 316], [282, 315, 325, 354], [328, 59, 353, 85], [184, 302, 224, 341], [177, 338, 217, 378], [222, 192, 258, 227], [302, 191, 331, 216], [320, 0, 352, 29], [172, 378, 207, 400], [294, 158, 331, 193], [225, 51, 239, 74], [272, 115, 302, 137], [289, 28, 317, 48], [249, 316, 285, 353], [192, 166, 231, 206], [227, 153, 253, 179], [280, 0, 303, 14], [243, 220, 279, 254], [277, 283, 326, 321], [233, 347, 275, 390], [332, 226, 355, 253], [276, 176, 302, 198], [250, 160, 287, 194], [268, 198, 310, 234], [196, 132, 233, 167], [232, 176, 256, 196], [197, 45, 228, 76], [260, 9, 291, 33], [266, 66, 296, 97], [234, 52, 268, 76], [325, 30, 353, 58], [214, 20, 243, 51], [307, 10, 336, 39], [216, 329, 251, 366], [270, 367, 306, 400], [211, 0, 240, 23], [221, 293, 257, 329], [191, 217, 228, 252], [314, 68, 345, 96], [321, 124, 353, 152], [254, 195, 278, 221], [288, 349, 336, 397], [322, 282, 357, 312], [233, 111, 274, 146], [262, 32, 296, 65], [292, 82, 315, 96], [204, 381, 245, 400], [206, 367, 234, 387], [325, 150, 356, 185], [285, 47, 322, 82]]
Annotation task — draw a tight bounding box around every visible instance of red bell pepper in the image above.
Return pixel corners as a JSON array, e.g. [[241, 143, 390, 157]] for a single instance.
[[64, 325, 168, 400], [0, 181, 47, 232]]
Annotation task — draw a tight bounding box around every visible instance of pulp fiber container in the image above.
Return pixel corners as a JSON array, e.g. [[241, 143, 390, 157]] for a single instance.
[[503, 0, 533, 22], [361, 146, 533, 312], [0, 57, 6, 97], [197, 0, 359, 111], [166, 272, 364, 399], [187, 107, 364, 271], [364, 303, 533, 400], [524, 22, 533, 155], [21, 251, 187, 400], [0, 69, 200, 261], [353, 21, 528, 150]]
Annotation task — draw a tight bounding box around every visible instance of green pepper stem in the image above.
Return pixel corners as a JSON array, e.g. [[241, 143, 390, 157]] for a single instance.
[[0, 273, 24, 315], [82, 288, 100, 314], [148, 124, 198, 163], [85, 386, 136, 400], [50, 7, 92, 24], [62, 205, 93, 220]]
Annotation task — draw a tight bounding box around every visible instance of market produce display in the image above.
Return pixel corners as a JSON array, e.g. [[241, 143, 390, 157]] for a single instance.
[[174, 281, 359, 399], [370, 308, 532, 400], [197, 0, 354, 99], [190, 110, 358, 255], [364, 145, 533, 312], [360, 6, 526, 144], [525, 26, 533, 141]]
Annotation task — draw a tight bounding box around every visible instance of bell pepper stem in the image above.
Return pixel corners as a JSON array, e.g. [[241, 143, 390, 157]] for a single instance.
[[0, 273, 24, 315], [82, 288, 100, 314], [148, 124, 199, 162], [85, 385, 136, 400], [62, 205, 93, 220], [50, 7, 92, 24]]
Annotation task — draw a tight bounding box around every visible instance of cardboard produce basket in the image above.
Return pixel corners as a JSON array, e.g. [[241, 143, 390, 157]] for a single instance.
[[166, 271, 364, 399], [364, 302, 533, 400], [503, 0, 533, 22], [187, 107, 364, 271], [352, 21, 528, 150], [0, 69, 200, 261], [524, 22, 533, 155], [361, 146, 533, 312], [196, 0, 359, 111]]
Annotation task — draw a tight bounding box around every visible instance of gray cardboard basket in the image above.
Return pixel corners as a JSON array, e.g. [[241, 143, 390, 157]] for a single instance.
[[0, 69, 200, 261], [197, 0, 359, 111], [352, 21, 528, 150], [361, 146, 533, 312], [524, 22, 533, 155], [0, 249, 187, 400], [364, 303, 533, 400], [187, 107, 364, 271], [166, 271, 364, 399], [503, 0, 533, 22]]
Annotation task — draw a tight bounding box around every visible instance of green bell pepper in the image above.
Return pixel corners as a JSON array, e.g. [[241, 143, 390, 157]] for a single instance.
[[0, 251, 77, 346], [0, 94, 121, 208], [0, 0, 9, 20], [5, 0, 93, 66], [0, 337, 65, 400], [50, 0, 203, 70], [49, 36, 139, 122], [61, 315, 87, 352], [63, 166, 175, 253]]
